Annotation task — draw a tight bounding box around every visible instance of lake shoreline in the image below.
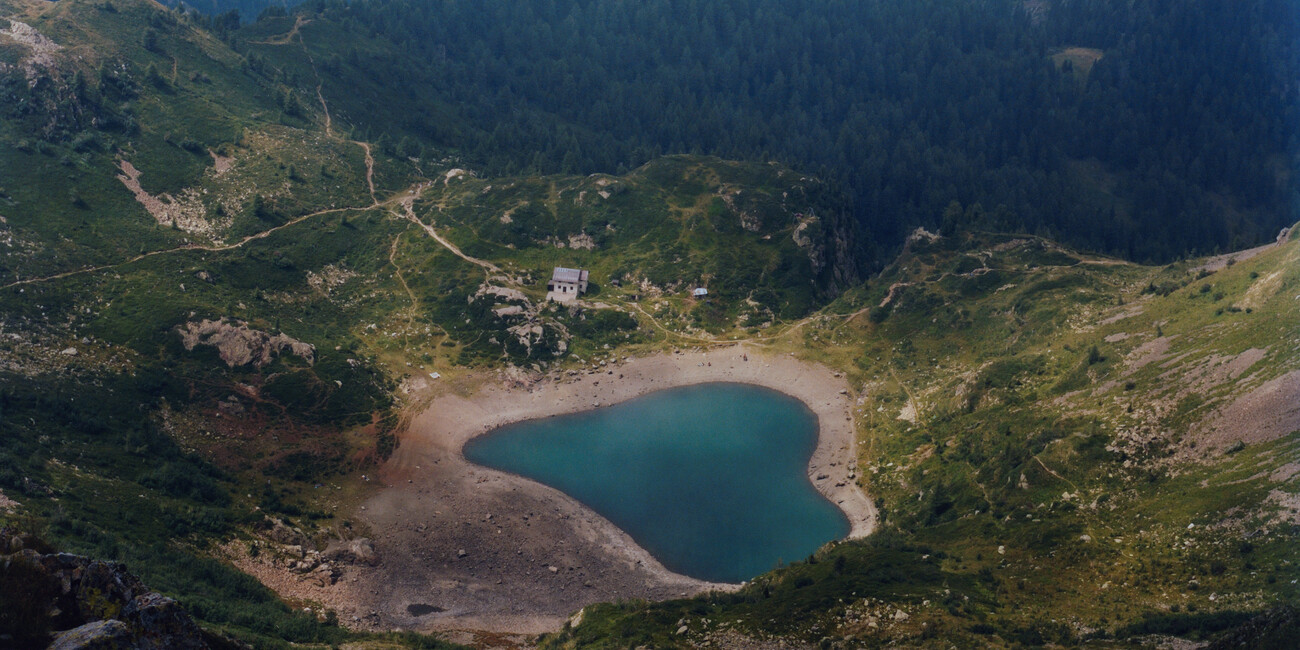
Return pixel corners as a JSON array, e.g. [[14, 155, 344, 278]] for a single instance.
[[356, 344, 876, 635], [465, 381, 857, 584]]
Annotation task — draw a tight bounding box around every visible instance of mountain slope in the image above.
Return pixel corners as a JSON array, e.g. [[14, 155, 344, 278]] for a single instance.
[[548, 225, 1300, 647], [226, 0, 1299, 264], [0, 0, 1296, 648], [0, 0, 859, 644]]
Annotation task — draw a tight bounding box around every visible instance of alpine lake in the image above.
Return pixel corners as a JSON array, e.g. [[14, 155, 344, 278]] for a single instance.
[[463, 382, 850, 584]]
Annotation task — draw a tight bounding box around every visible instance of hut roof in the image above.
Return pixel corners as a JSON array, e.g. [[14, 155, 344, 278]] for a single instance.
[[551, 267, 589, 283]]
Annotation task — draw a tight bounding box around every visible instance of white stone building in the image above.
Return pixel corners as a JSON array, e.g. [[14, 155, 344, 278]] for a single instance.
[[546, 267, 589, 302]]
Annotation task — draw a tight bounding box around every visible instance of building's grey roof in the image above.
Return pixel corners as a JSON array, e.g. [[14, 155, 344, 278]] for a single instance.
[[693, 287, 709, 296], [551, 267, 588, 283]]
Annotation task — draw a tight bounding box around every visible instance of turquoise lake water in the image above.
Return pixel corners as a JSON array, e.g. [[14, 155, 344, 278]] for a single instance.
[[462, 382, 849, 583]]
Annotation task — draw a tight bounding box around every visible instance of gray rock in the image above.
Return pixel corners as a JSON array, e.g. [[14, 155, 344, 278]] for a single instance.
[[122, 592, 207, 649], [48, 619, 132, 650]]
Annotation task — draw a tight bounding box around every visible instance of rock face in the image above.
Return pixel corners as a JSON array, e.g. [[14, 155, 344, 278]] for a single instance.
[[176, 318, 315, 368], [790, 209, 863, 297], [0, 535, 221, 649]]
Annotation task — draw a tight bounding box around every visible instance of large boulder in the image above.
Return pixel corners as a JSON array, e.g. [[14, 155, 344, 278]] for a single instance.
[[322, 538, 378, 566], [48, 619, 133, 650], [122, 593, 207, 650]]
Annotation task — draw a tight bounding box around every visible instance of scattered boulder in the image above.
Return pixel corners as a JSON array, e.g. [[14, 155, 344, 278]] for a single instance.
[[307, 564, 341, 588]]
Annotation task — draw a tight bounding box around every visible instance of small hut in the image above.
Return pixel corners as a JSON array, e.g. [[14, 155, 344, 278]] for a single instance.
[[546, 267, 589, 302]]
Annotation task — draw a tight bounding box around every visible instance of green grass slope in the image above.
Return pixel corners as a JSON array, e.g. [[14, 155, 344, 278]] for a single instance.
[[0, 0, 384, 282], [545, 227, 1300, 648]]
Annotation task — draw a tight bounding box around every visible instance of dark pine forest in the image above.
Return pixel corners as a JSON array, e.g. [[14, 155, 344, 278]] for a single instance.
[[212, 0, 1297, 265]]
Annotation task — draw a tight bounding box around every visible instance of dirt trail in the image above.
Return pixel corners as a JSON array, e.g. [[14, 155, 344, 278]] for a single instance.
[[1033, 456, 1079, 493], [877, 282, 910, 309], [626, 301, 731, 344], [293, 22, 381, 209], [388, 229, 416, 305], [0, 203, 374, 291], [302, 34, 331, 136], [2, 13, 399, 293], [358, 141, 376, 204], [889, 366, 921, 424], [386, 227, 425, 347], [252, 15, 310, 45], [394, 188, 503, 277], [315, 82, 332, 135], [13, 122, 394, 291], [623, 297, 828, 347], [1191, 242, 1278, 273], [295, 26, 336, 140]]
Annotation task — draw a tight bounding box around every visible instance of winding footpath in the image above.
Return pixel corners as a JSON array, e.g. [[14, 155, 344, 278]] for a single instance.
[[2, 21, 388, 293], [393, 189, 504, 278]]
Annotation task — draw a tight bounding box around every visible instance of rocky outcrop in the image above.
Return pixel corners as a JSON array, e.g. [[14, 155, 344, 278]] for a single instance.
[[0, 19, 62, 83], [791, 209, 863, 297], [905, 226, 941, 246], [118, 592, 209, 649], [0, 534, 228, 649], [1207, 605, 1299, 650], [176, 318, 315, 368]]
